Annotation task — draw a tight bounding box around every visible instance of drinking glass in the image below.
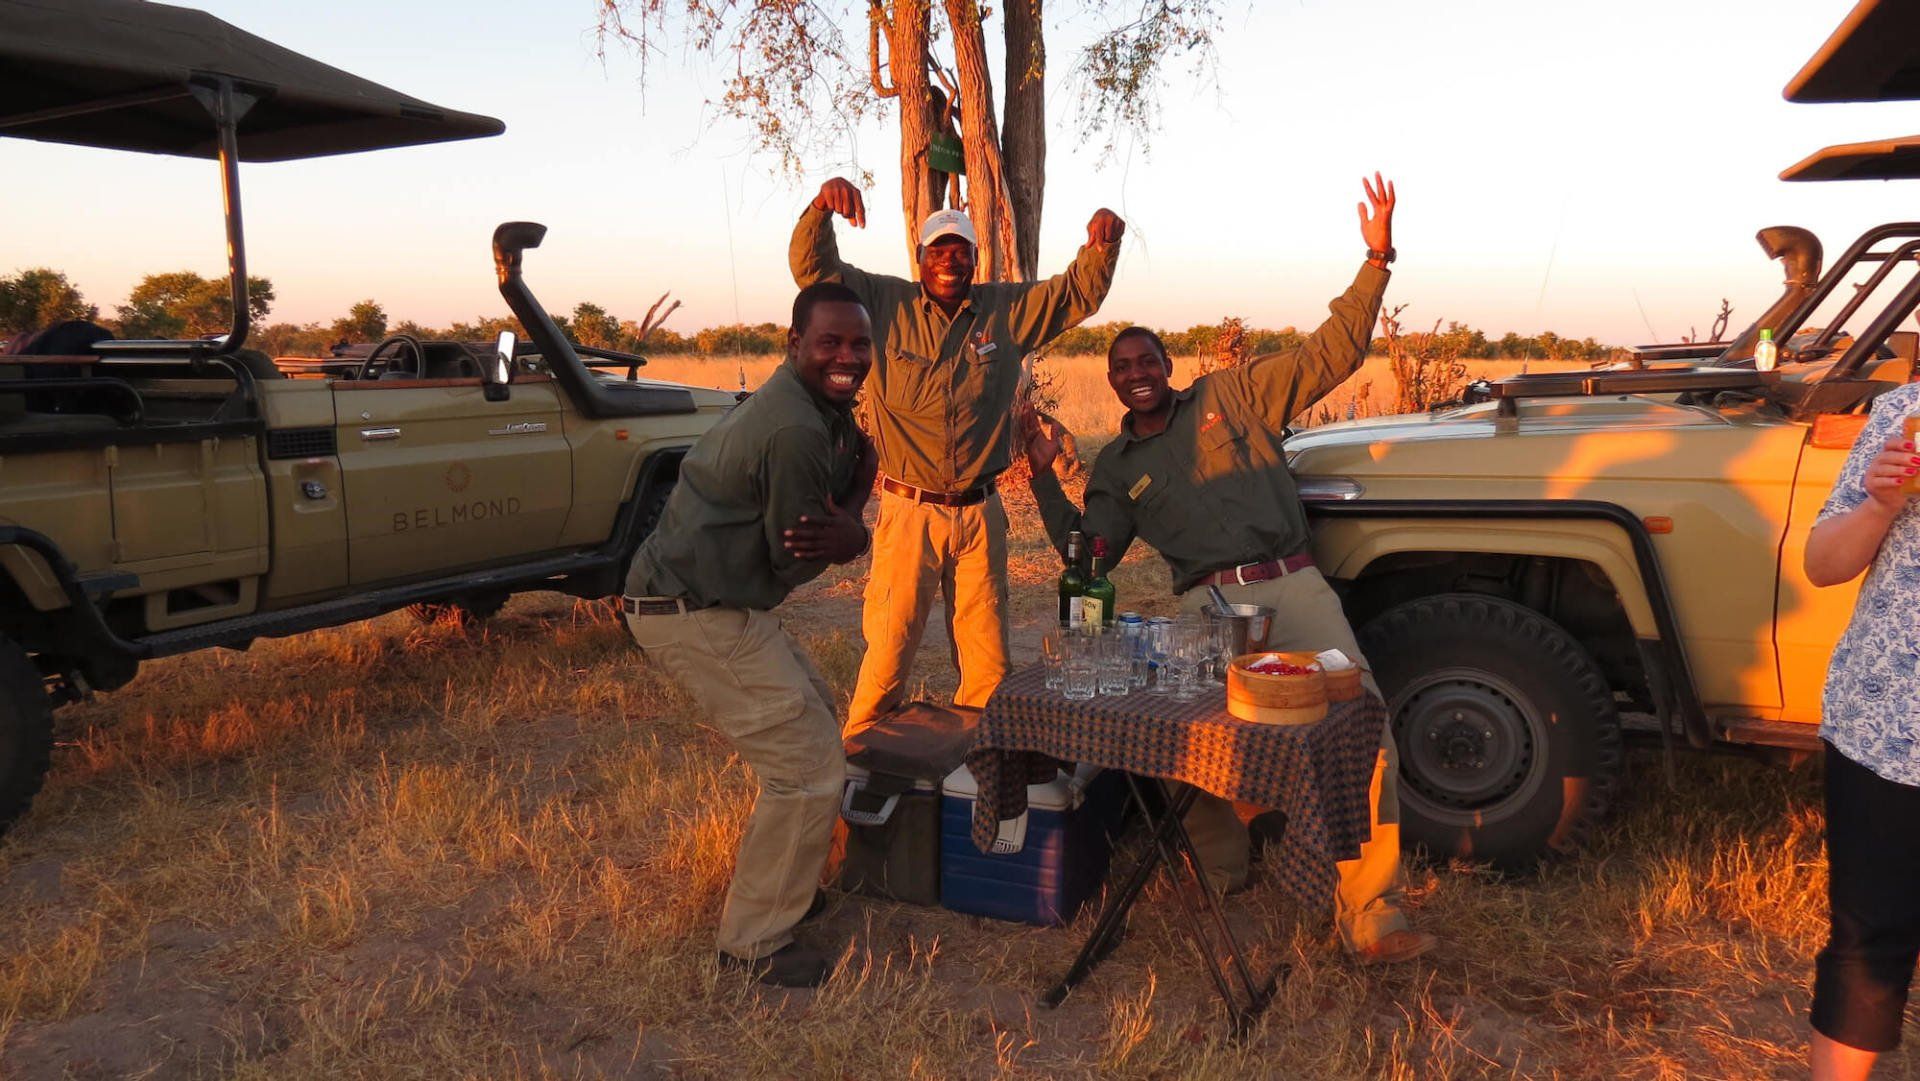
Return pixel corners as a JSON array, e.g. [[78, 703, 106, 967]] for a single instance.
[[1063, 631, 1098, 701], [1170, 625, 1206, 702], [1041, 626, 1068, 690], [1097, 630, 1132, 697], [1145, 620, 1174, 695]]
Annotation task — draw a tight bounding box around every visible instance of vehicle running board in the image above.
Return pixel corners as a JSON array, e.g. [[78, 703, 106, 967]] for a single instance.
[[135, 550, 611, 659], [1716, 717, 1822, 751]]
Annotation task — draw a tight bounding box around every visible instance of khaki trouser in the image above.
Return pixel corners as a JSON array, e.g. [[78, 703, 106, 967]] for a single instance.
[[844, 487, 1010, 738], [625, 605, 845, 960], [1178, 566, 1411, 953]]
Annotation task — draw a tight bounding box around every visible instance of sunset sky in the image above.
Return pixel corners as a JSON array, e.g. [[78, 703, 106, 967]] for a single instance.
[[6, 0, 1913, 346]]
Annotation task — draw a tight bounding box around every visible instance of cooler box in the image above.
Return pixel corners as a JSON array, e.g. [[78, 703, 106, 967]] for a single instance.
[[939, 763, 1125, 925], [831, 763, 942, 906]]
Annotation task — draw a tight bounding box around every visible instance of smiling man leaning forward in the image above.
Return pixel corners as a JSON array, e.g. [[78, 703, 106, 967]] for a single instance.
[[1021, 176, 1436, 967], [792, 179, 1124, 737], [622, 282, 879, 989]]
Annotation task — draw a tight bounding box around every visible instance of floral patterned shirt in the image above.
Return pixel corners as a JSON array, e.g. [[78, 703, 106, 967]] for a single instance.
[[1820, 381, 1920, 784]]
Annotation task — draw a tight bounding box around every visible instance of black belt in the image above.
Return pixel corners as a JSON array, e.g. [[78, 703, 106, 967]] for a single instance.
[[622, 595, 691, 616], [880, 475, 994, 507]]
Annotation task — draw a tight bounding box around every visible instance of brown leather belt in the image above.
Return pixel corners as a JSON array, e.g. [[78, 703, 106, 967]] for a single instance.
[[1201, 552, 1316, 587], [622, 595, 691, 616], [879, 475, 994, 507]]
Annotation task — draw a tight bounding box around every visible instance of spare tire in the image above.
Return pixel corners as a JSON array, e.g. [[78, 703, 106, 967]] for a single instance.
[[0, 637, 52, 835], [1358, 593, 1624, 870]]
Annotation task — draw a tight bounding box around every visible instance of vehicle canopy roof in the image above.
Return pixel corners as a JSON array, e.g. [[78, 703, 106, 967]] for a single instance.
[[1781, 0, 1920, 182], [0, 0, 502, 161], [1784, 0, 1920, 105]]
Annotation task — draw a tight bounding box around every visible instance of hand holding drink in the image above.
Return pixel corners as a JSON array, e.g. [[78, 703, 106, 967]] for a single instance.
[[1869, 418, 1920, 507]]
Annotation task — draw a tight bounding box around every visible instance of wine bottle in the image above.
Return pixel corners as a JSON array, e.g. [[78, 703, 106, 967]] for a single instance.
[[1082, 536, 1116, 630], [1059, 530, 1087, 627]]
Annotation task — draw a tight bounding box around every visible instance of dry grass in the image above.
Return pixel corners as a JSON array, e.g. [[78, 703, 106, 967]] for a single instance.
[[0, 356, 1904, 1078], [641, 353, 1590, 441]]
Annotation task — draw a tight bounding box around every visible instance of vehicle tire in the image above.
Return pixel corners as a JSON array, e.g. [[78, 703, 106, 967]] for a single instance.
[[406, 593, 507, 628], [601, 482, 674, 615], [1357, 593, 1624, 871], [0, 637, 53, 835]]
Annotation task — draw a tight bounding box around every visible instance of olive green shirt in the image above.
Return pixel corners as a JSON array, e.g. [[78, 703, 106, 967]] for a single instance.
[[1030, 263, 1389, 594], [626, 362, 863, 610], [790, 206, 1119, 492]]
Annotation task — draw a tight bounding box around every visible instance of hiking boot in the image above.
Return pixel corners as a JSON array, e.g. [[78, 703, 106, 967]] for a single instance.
[[1353, 929, 1438, 967], [798, 889, 829, 924], [717, 943, 832, 988]]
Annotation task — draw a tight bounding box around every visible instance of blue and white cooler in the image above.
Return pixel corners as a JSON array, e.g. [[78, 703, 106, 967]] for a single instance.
[[939, 762, 1126, 925]]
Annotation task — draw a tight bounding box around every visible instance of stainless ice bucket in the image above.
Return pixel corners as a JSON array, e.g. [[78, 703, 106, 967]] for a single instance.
[[1201, 602, 1275, 678]]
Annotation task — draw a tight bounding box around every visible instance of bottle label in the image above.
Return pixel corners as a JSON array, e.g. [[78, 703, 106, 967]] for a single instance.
[[1080, 595, 1106, 628], [1067, 599, 1084, 628]]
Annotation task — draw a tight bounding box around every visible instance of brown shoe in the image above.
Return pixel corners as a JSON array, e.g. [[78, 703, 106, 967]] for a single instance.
[[1354, 930, 1438, 967], [717, 943, 831, 988], [798, 890, 829, 924]]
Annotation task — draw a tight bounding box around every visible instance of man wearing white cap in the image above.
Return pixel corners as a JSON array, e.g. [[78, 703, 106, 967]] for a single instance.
[[792, 179, 1124, 736]]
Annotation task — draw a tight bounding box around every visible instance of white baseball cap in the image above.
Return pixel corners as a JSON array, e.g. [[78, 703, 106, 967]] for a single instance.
[[918, 209, 977, 247]]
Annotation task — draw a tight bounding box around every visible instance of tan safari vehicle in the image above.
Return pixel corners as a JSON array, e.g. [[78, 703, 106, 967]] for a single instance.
[[1285, 0, 1920, 870], [0, 0, 732, 833]]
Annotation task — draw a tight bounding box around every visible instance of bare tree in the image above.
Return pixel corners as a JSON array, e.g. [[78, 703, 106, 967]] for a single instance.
[[594, 1, 1223, 282]]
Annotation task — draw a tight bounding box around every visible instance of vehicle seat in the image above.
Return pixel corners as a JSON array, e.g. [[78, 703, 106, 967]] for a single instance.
[[226, 348, 284, 380]]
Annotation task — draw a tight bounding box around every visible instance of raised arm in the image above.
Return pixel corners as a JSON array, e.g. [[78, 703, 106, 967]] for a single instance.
[[1003, 209, 1125, 347], [1022, 408, 1138, 566], [1225, 175, 1395, 430], [790, 178, 879, 296]]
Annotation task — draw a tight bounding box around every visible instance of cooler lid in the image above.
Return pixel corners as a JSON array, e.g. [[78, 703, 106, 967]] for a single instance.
[[943, 763, 1085, 810]]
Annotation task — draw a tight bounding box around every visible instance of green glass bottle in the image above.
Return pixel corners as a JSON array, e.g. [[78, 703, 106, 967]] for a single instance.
[[1058, 530, 1088, 628], [1082, 536, 1116, 630]]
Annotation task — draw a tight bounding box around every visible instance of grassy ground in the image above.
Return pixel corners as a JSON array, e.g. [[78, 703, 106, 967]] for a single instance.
[[0, 358, 1903, 1078]]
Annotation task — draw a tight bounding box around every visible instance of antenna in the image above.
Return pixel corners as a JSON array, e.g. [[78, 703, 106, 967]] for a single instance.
[[721, 167, 746, 392]]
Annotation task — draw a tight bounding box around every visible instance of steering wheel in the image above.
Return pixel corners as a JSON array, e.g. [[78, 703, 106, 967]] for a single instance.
[[357, 334, 427, 381]]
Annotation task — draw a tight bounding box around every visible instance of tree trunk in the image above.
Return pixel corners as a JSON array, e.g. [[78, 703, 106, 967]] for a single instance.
[[942, 0, 1022, 282], [1001, 0, 1045, 281], [883, 2, 939, 273]]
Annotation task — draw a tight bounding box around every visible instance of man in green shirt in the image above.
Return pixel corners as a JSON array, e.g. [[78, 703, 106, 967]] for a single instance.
[[1023, 175, 1435, 967], [624, 282, 877, 988], [792, 179, 1123, 737]]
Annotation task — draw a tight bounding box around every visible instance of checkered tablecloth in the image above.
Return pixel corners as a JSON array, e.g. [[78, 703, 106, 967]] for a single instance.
[[965, 664, 1385, 911]]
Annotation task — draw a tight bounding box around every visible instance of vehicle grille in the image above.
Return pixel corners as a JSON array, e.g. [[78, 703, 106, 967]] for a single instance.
[[266, 427, 337, 459]]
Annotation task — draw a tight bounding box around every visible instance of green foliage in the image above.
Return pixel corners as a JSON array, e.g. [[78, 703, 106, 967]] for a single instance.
[[114, 271, 273, 339], [694, 322, 784, 356], [330, 300, 388, 344], [0, 268, 97, 336], [571, 303, 622, 350]]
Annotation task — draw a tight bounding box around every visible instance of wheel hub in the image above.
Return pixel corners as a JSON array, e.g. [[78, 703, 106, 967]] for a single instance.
[[1393, 670, 1542, 815]]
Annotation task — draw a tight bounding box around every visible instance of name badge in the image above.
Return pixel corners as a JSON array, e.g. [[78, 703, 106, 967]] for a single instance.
[[1128, 474, 1153, 501], [973, 340, 997, 356]]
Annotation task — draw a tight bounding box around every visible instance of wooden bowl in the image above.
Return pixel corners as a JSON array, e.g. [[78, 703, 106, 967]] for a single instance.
[[1322, 664, 1363, 702], [1227, 653, 1328, 726]]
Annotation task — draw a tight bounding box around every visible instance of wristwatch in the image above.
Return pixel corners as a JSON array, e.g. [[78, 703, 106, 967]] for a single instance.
[[1366, 246, 1396, 266]]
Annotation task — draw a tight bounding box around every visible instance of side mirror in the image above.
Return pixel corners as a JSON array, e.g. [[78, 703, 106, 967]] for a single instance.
[[485, 331, 515, 401]]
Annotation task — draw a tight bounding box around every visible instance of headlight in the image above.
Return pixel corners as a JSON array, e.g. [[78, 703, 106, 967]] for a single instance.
[[1295, 476, 1365, 502]]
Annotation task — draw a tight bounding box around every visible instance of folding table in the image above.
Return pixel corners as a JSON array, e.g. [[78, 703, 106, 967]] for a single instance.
[[965, 664, 1384, 1037]]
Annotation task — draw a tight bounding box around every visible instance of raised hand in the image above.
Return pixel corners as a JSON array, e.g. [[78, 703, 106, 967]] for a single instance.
[[1021, 403, 1062, 474], [783, 501, 869, 564], [1358, 173, 1396, 254], [813, 177, 867, 228], [1086, 208, 1125, 247]]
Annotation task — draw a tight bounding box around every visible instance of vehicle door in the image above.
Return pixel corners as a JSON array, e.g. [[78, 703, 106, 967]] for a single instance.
[[1776, 413, 1872, 723], [331, 373, 571, 585]]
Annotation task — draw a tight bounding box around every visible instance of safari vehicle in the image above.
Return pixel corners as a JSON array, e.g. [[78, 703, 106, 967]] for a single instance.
[[0, 0, 731, 832], [1286, 0, 1920, 870]]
